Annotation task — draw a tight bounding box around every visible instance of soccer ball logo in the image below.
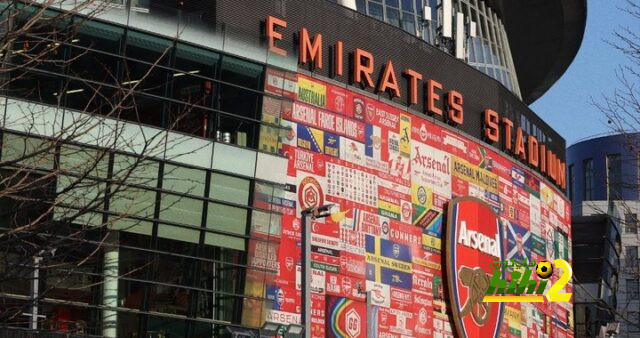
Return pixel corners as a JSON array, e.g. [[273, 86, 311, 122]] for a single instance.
[[536, 260, 553, 279]]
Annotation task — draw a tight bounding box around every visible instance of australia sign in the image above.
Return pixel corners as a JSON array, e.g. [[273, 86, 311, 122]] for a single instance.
[[446, 197, 505, 338]]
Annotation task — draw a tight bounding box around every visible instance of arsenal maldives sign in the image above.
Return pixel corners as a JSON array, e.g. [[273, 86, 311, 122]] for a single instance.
[[446, 197, 505, 338]]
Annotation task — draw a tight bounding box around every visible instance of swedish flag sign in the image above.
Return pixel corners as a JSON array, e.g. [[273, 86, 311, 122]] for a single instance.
[[365, 235, 412, 289]]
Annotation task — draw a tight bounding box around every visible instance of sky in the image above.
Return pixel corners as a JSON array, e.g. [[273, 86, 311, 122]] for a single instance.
[[530, 0, 638, 147]]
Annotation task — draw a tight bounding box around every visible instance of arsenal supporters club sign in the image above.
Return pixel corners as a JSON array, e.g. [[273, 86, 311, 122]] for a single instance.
[[446, 197, 505, 338]]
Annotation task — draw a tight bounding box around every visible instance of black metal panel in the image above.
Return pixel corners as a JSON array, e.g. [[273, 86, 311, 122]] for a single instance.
[[214, 0, 566, 163], [495, 0, 587, 104]]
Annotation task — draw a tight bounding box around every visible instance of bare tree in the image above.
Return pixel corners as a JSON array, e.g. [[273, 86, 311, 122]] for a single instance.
[[587, 0, 640, 335], [0, 1, 209, 335]]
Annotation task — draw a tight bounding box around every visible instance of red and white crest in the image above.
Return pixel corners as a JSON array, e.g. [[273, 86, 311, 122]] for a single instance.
[[446, 197, 505, 338]]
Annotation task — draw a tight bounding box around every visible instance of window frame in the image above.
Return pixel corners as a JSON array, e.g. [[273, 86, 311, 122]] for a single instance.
[[583, 158, 594, 201]]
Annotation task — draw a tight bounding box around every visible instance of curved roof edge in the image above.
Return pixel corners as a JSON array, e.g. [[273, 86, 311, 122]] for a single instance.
[[491, 0, 587, 104], [567, 131, 640, 149]]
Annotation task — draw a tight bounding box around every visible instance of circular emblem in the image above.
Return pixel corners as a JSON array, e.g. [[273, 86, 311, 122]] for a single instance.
[[366, 103, 375, 122], [402, 202, 412, 220], [382, 221, 390, 235], [371, 285, 386, 304], [342, 277, 352, 294], [292, 218, 301, 232], [536, 260, 553, 279], [334, 95, 345, 112], [417, 186, 428, 205], [392, 244, 400, 258], [353, 98, 364, 120], [419, 308, 428, 324], [287, 127, 295, 141], [285, 256, 294, 271], [420, 124, 428, 141], [298, 176, 324, 210]]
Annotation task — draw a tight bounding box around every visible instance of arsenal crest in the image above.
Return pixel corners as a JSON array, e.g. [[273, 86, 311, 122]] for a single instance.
[[446, 197, 505, 338]]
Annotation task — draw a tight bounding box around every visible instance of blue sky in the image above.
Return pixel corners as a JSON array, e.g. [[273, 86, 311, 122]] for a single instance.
[[530, 0, 638, 147]]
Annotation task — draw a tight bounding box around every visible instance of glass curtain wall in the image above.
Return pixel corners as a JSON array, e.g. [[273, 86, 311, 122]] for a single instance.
[[1, 6, 287, 337], [355, 0, 521, 96], [0, 130, 284, 337], [5, 8, 286, 154]]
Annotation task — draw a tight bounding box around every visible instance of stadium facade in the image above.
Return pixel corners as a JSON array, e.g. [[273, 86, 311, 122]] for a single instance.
[[0, 0, 585, 337]]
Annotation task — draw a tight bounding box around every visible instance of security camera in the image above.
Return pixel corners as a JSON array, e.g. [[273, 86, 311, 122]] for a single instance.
[[315, 204, 335, 213]]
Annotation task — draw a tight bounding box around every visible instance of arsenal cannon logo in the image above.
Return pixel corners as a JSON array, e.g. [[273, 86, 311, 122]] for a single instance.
[[446, 197, 505, 338]]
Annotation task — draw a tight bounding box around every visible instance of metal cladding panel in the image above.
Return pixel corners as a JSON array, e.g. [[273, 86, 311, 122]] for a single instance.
[[213, 0, 566, 161]]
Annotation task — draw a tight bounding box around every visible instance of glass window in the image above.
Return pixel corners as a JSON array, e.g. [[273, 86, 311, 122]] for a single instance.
[[472, 38, 484, 63], [123, 30, 172, 92], [356, 0, 366, 13], [401, 0, 413, 11], [401, 12, 416, 33], [121, 31, 172, 127], [158, 224, 200, 244], [159, 194, 203, 227], [112, 154, 159, 188], [627, 279, 639, 300], [629, 311, 640, 332], [59, 145, 109, 178], [606, 153, 622, 199], [148, 296, 190, 317], [163, 164, 206, 196], [210, 173, 250, 205], [205, 203, 247, 250], [64, 21, 123, 114], [69, 20, 124, 84], [170, 43, 219, 136], [109, 186, 156, 235], [55, 175, 105, 212], [61, 78, 118, 114], [625, 213, 638, 234], [369, 2, 384, 21], [2, 133, 55, 170], [220, 55, 263, 90], [198, 256, 245, 325], [131, 0, 150, 9], [215, 114, 258, 148], [386, 0, 399, 8], [217, 56, 263, 146], [259, 96, 289, 155], [583, 159, 594, 200], [568, 164, 574, 201], [482, 40, 492, 64], [207, 203, 247, 236], [625, 246, 638, 263], [9, 71, 61, 107], [386, 7, 401, 27], [151, 239, 198, 286], [250, 210, 281, 239]]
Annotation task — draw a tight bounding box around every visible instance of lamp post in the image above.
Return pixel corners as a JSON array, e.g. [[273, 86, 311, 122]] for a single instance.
[[300, 204, 333, 338]]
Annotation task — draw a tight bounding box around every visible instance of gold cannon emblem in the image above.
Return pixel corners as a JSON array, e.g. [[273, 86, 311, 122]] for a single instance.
[[458, 266, 491, 325]]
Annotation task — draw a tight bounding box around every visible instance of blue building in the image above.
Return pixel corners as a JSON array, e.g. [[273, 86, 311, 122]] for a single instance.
[[568, 133, 640, 211], [568, 133, 640, 337]]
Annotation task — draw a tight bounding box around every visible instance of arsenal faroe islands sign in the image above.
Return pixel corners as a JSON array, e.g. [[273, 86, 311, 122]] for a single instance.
[[446, 197, 505, 338]]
